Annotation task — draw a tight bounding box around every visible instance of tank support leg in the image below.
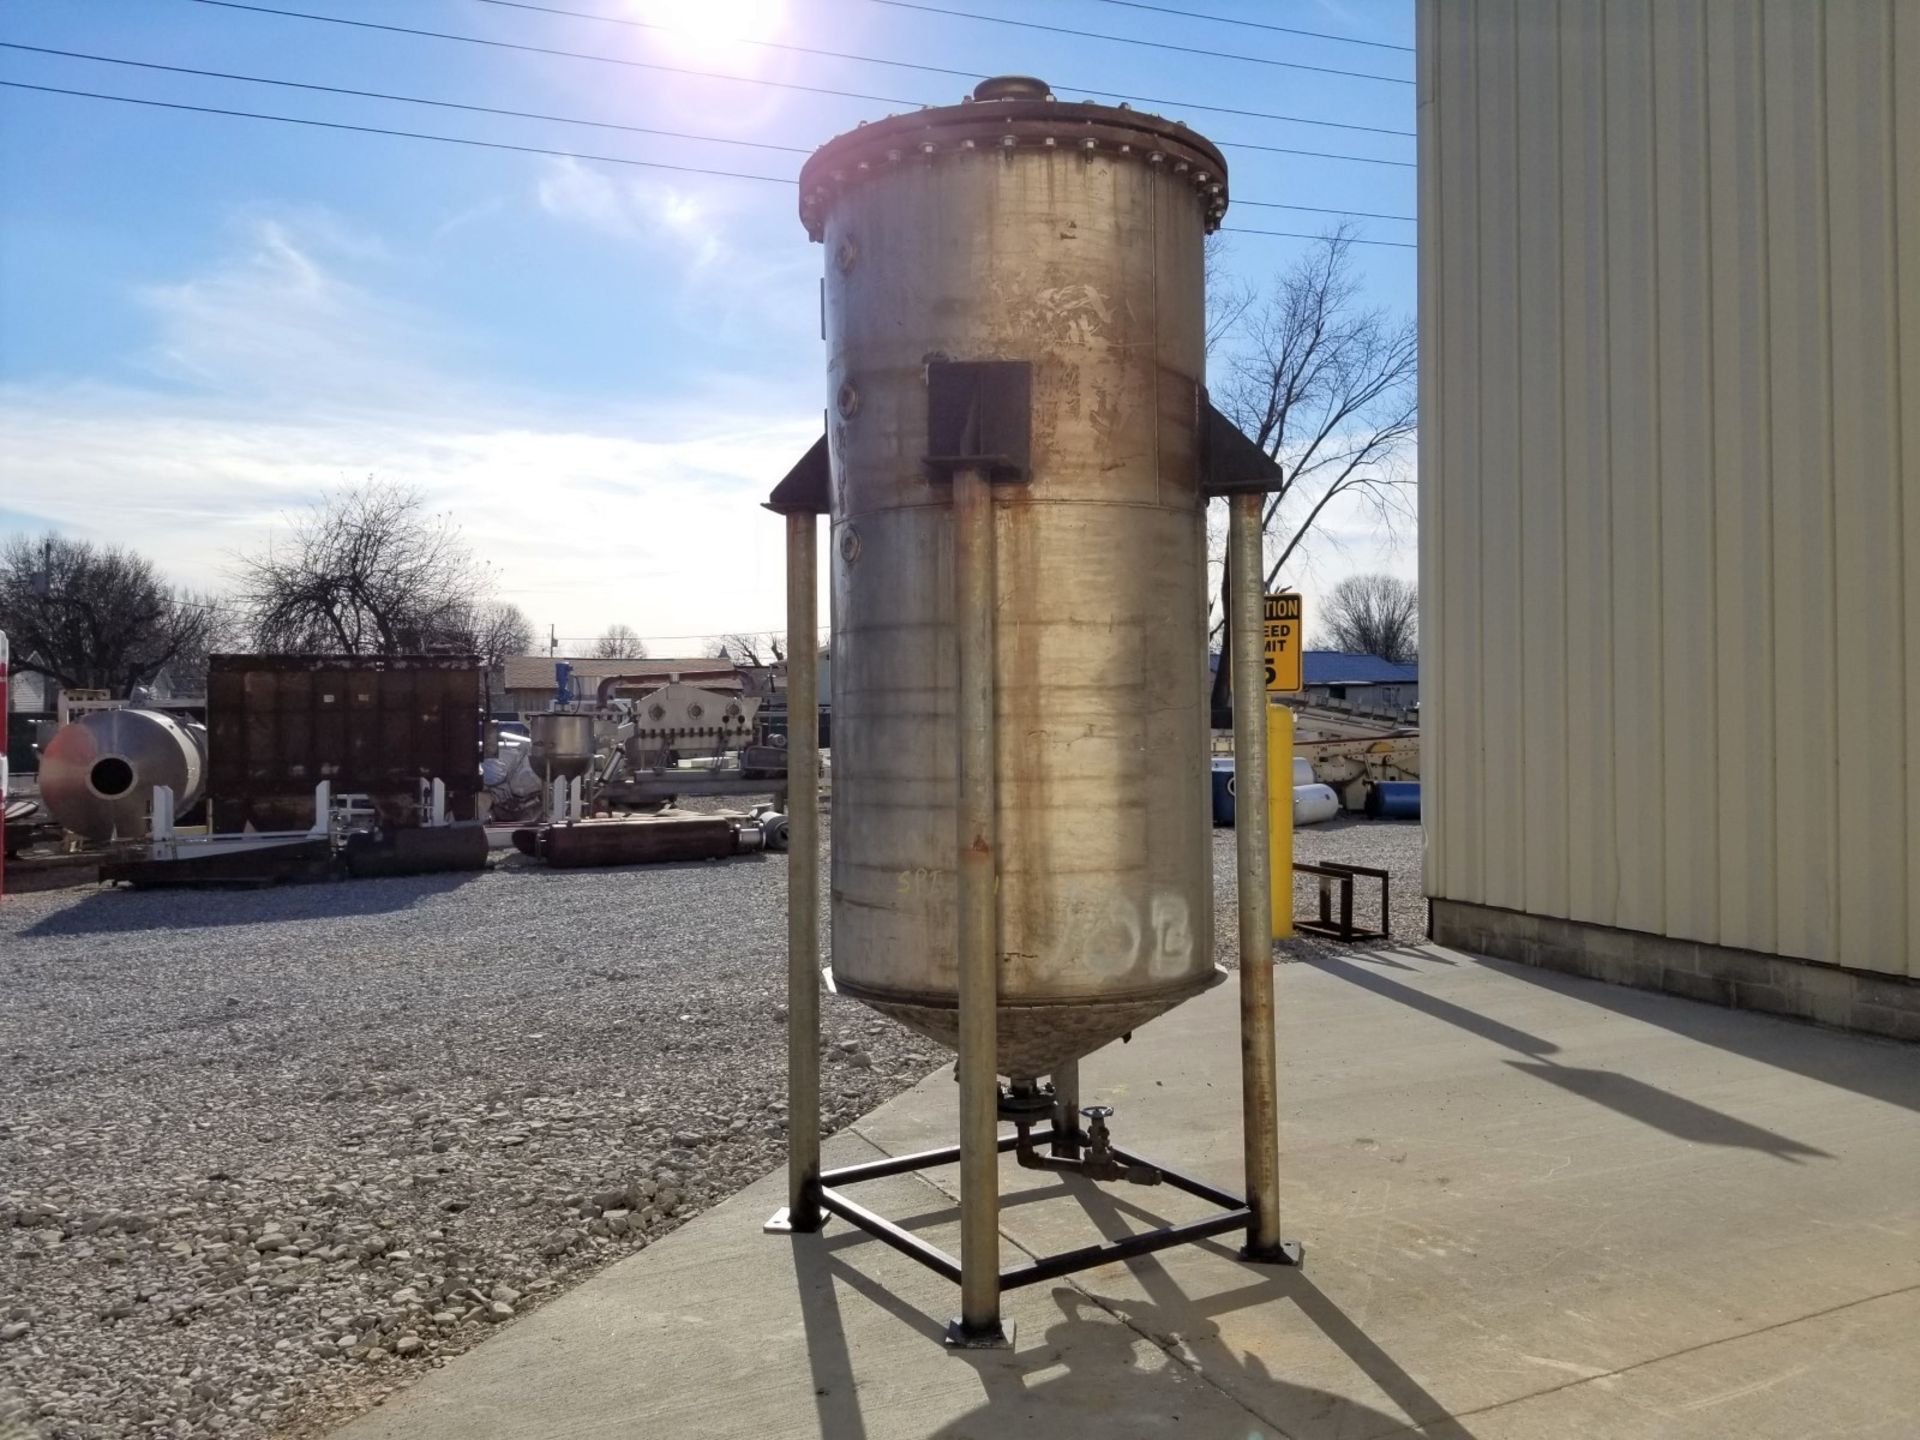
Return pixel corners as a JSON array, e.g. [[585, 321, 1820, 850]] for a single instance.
[[949, 463, 1013, 1348], [1227, 494, 1302, 1268], [1050, 1061, 1082, 1159], [767, 511, 824, 1236]]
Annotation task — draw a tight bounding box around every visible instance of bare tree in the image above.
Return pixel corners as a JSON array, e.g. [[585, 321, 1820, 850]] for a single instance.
[[1207, 226, 1417, 712], [592, 624, 647, 659], [150, 597, 246, 698], [1217, 227, 1417, 588], [0, 532, 222, 696], [1204, 232, 1255, 358], [706, 631, 785, 667], [1315, 573, 1418, 664], [236, 480, 489, 654], [457, 600, 534, 669]]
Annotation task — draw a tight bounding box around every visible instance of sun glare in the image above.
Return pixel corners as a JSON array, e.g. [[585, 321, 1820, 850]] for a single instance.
[[633, 0, 785, 65]]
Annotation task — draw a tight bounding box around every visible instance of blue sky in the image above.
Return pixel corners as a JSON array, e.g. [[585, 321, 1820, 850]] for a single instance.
[[0, 0, 1415, 650]]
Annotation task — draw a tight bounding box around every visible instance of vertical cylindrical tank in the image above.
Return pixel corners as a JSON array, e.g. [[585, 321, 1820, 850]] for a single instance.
[[527, 713, 596, 781], [801, 78, 1232, 1078]]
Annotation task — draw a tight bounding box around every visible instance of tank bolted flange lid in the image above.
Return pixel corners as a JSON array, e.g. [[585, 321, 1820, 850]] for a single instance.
[[798, 74, 1230, 241], [971, 75, 1051, 102]]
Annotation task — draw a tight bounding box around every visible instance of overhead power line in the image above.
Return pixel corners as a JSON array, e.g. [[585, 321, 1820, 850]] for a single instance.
[[0, 80, 1423, 245], [180, 1, 1414, 166], [463, 0, 1415, 138], [0, 43, 812, 155], [2, 44, 1419, 199], [194, 0, 1420, 144], [861, 0, 1414, 85], [468, 0, 987, 81], [1219, 139, 1410, 170], [0, 81, 795, 185], [1224, 225, 1414, 250], [1083, 0, 1415, 53], [1233, 199, 1413, 223], [189, 0, 928, 109]]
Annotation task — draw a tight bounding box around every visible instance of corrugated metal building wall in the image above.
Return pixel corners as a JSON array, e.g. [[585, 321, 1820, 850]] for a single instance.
[[1419, 0, 1918, 1019]]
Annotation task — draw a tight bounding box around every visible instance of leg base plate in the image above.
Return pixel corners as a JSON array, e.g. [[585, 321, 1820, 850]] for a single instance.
[[943, 1318, 1016, 1350], [763, 1206, 826, 1235], [1239, 1239, 1304, 1267]]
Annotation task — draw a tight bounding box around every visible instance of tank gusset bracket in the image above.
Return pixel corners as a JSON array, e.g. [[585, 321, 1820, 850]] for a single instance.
[[792, 1127, 1301, 1302], [923, 360, 1032, 484]]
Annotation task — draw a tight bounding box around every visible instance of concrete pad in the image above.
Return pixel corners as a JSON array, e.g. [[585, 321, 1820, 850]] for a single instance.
[[335, 947, 1920, 1439]]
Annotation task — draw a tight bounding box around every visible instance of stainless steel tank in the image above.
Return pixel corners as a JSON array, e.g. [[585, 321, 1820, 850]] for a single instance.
[[528, 713, 596, 781], [803, 76, 1228, 1078], [41, 708, 207, 843]]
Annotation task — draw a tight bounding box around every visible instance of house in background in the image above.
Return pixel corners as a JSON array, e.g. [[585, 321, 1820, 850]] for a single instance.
[[1300, 651, 1418, 721], [5, 668, 54, 777], [5, 668, 49, 715]]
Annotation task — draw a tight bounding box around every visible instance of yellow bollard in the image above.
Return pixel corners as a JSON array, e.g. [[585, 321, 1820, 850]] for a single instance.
[[1267, 700, 1294, 940]]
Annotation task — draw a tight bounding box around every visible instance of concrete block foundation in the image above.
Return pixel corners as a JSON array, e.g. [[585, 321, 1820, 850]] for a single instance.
[[1430, 898, 1920, 1043]]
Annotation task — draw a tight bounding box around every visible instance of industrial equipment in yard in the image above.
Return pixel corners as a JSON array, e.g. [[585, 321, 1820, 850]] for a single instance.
[[497, 662, 782, 822], [0, 631, 7, 898], [509, 811, 773, 868], [39, 707, 208, 844], [206, 654, 483, 833], [764, 76, 1301, 1347]]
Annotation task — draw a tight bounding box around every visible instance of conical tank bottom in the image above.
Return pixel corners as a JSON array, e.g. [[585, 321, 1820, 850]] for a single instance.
[[833, 968, 1226, 1079]]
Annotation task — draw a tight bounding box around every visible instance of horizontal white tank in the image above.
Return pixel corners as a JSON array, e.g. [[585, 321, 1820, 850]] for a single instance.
[[1293, 784, 1340, 827]]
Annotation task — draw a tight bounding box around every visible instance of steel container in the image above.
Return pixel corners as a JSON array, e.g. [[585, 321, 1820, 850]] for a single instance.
[[41, 708, 206, 843], [206, 655, 482, 833], [801, 77, 1229, 1078], [528, 713, 596, 781]]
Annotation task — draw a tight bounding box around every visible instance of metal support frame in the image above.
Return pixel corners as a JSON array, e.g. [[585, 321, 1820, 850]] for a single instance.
[[813, 1128, 1260, 1294], [949, 462, 1008, 1347], [1227, 493, 1297, 1266], [766, 511, 824, 1237], [762, 395, 1303, 1349], [1050, 1060, 1082, 1159], [1292, 861, 1391, 944]]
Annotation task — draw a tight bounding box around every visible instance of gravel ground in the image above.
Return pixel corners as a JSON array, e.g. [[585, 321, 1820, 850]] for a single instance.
[[0, 834, 944, 1440], [1, 813, 1423, 1439]]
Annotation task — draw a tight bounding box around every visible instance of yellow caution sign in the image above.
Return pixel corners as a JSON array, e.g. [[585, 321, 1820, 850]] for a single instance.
[[1263, 592, 1303, 693]]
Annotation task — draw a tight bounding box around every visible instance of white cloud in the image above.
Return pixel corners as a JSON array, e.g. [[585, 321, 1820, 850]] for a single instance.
[[0, 389, 815, 643], [531, 159, 818, 348], [3, 200, 1412, 655], [0, 207, 821, 643], [536, 160, 715, 246]]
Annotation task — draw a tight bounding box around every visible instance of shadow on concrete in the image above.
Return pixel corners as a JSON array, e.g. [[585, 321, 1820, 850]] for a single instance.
[[1503, 1061, 1829, 1162], [1343, 949, 1420, 972], [791, 1238, 952, 1440], [789, 1168, 1473, 1440], [1308, 951, 1562, 1057], [1072, 1180, 1479, 1440], [1473, 952, 1920, 1117], [1372, 944, 1457, 965], [20, 871, 483, 936], [936, 1285, 1441, 1440], [1308, 952, 1832, 1162]]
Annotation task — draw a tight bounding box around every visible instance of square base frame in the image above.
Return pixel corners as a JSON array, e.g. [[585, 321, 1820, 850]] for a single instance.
[[771, 1128, 1302, 1304]]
